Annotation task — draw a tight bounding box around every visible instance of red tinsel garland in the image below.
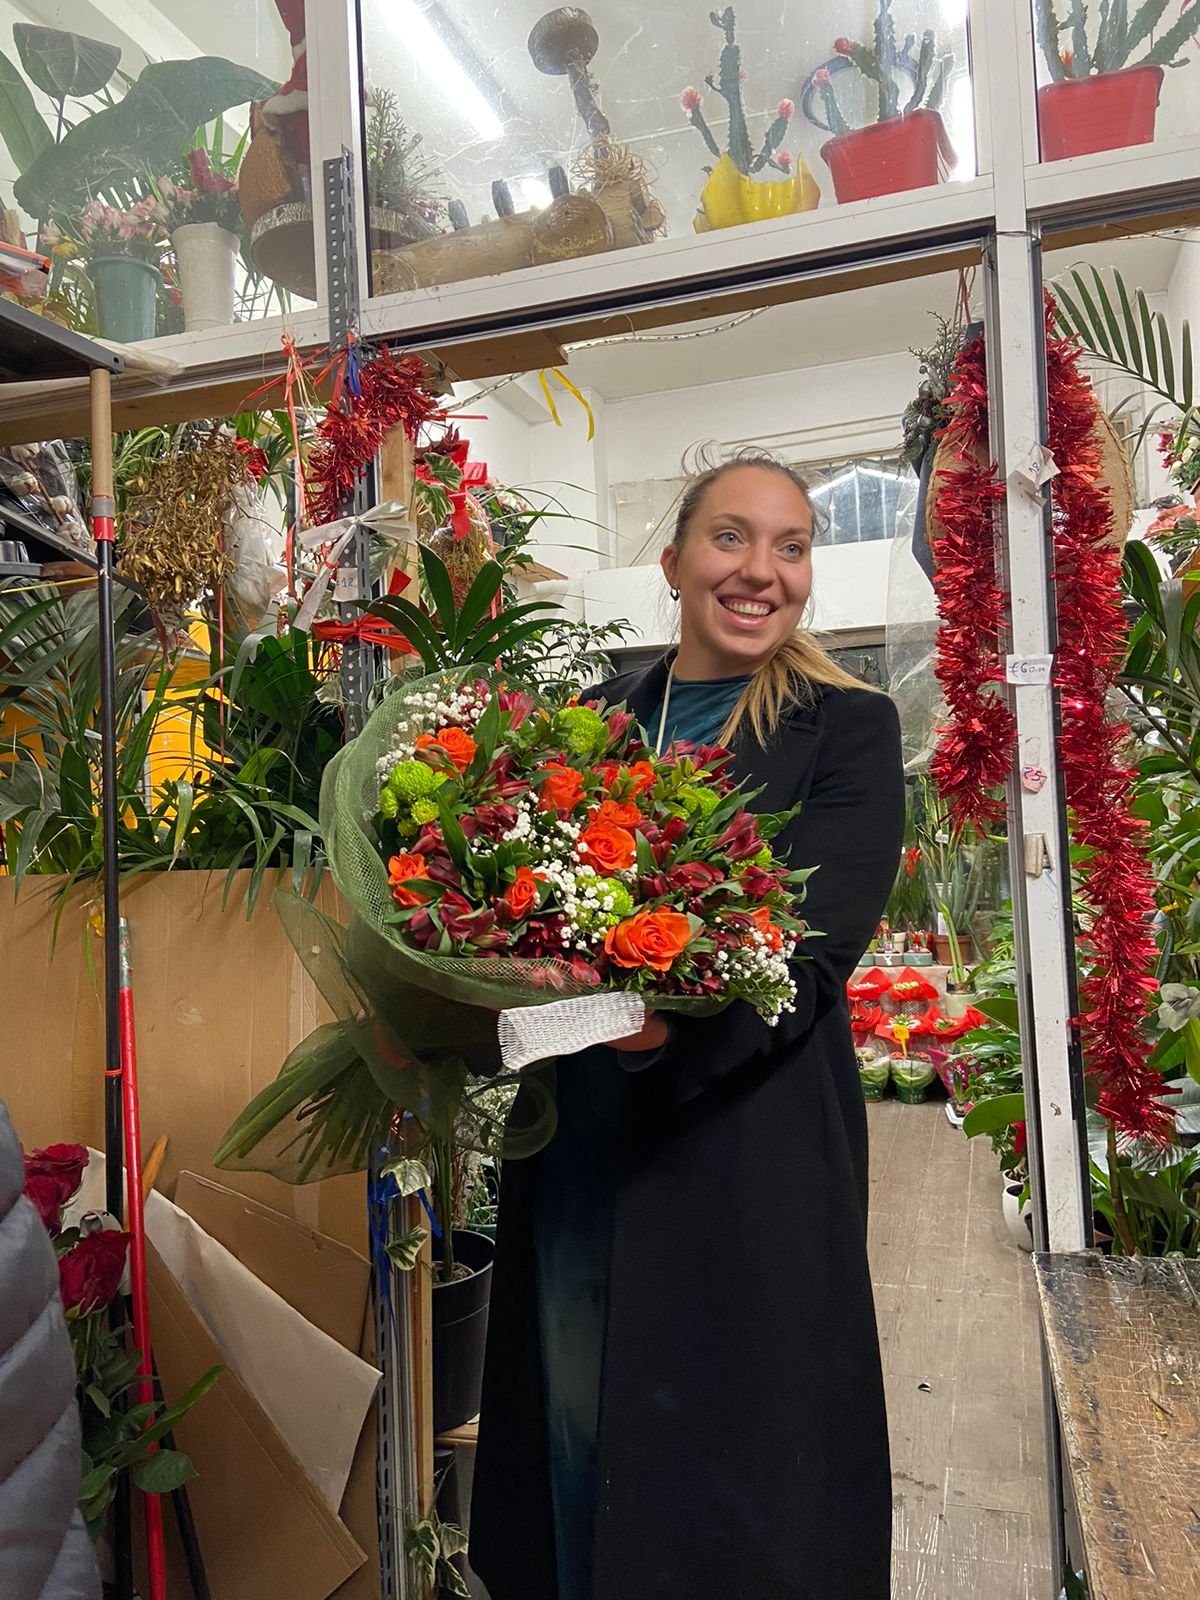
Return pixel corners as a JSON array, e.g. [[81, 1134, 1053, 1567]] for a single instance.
[[928, 311, 1168, 1140], [1043, 302, 1168, 1141], [307, 346, 445, 528], [929, 331, 1016, 831]]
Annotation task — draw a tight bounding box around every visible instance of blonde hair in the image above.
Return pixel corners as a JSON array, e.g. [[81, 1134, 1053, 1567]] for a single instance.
[[671, 448, 873, 749]]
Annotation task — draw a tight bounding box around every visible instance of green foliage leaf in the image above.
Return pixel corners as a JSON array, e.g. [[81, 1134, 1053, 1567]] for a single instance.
[[15, 56, 277, 217], [131, 1448, 197, 1495], [385, 1225, 429, 1271], [974, 994, 1020, 1033], [14, 25, 121, 100], [962, 1092, 1026, 1139], [380, 1156, 431, 1197], [0, 49, 52, 174]]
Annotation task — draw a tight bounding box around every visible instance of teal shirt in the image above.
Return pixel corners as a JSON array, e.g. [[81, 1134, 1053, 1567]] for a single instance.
[[647, 673, 752, 751]]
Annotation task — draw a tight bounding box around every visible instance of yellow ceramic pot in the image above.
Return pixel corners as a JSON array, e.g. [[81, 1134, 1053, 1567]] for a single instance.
[[693, 152, 821, 232]]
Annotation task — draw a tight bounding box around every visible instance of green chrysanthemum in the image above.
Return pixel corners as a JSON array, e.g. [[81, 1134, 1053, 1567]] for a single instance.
[[378, 789, 400, 819], [396, 815, 420, 841], [410, 797, 440, 825], [681, 785, 720, 819], [575, 876, 634, 933], [388, 759, 443, 802], [552, 705, 607, 760]]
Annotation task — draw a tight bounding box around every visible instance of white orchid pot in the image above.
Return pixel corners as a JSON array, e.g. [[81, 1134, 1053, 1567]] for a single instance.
[[172, 222, 239, 332], [1002, 1183, 1034, 1253]]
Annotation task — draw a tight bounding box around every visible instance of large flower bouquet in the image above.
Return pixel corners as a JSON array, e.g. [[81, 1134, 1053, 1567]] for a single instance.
[[217, 668, 812, 1182]]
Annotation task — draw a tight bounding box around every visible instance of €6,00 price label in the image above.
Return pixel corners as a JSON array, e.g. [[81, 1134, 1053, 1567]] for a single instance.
[[1005, 654, 1054, 686]]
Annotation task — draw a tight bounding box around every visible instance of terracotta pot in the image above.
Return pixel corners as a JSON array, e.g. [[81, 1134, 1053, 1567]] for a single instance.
[[1037, 66, 1163, 162], [821, 110, 953, 204]]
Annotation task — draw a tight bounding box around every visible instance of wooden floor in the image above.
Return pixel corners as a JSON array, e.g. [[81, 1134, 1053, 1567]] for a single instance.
[[869, 1099, 1056, 1600]]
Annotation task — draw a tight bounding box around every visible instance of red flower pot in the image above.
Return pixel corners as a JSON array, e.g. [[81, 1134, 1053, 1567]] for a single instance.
[[1037, 66, 1163, 162], [821, 110, 954, 204]]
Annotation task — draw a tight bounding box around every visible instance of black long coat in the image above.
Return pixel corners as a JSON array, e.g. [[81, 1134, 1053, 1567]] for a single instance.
[[470, 658, 906, 1600]]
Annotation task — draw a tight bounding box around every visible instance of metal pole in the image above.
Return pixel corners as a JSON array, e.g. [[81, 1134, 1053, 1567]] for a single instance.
[[91, 364, 132, 1600], [322, 145, 415, 1599]]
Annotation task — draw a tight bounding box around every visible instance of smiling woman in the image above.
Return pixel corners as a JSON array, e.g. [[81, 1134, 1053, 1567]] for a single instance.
[[471, 446, 905, 1600]]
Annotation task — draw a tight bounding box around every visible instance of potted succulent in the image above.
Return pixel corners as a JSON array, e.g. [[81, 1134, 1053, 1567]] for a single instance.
[[1034, 0, 1200, 161], [800, 0, 954, 204], [68, 197, 167, 343], [682, 6, 820, 231], [157, 138, 245, 332]]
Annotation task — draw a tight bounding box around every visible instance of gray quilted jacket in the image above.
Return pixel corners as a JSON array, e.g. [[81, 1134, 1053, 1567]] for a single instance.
[[0, 1103, 100, 1600]]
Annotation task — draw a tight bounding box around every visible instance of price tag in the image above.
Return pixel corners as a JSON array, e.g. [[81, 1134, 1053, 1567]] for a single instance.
[[1006, 654, 1054, 686]]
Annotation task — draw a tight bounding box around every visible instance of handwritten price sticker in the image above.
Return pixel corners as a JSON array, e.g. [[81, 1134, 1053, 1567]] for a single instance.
[[1005, 654, 1054, 686]]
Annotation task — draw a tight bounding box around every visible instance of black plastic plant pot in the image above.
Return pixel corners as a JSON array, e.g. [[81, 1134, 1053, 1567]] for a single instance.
[[433, 1228, 496, 1435]]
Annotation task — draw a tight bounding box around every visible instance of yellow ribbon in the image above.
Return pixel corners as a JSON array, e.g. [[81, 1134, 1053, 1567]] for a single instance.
[[538, 369, 595, 441], [0, 575, 98, 597]]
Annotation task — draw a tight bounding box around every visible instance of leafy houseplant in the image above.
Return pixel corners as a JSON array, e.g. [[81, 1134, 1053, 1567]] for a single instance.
[[61, 195, 167, 343], [800, 0, 955, 203], [156, 136, 245, 333], [681, 7, 820, 230], [1033, 0, 1200, 159]]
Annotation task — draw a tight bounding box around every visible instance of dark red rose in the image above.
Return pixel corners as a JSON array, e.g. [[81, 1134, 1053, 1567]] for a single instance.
[[25, 1143, 88, 1190], [58, 1230, 131, 1314], [24, 1172, 76, 1236]]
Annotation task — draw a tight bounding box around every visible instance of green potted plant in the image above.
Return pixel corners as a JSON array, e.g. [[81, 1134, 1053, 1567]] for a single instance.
[[65, 197, 166, 343], [800, 0, 954, 204], [1034, 0, 1200, 161], [890, 1048, 937, 1104], [856, 1044, 892, 1101]]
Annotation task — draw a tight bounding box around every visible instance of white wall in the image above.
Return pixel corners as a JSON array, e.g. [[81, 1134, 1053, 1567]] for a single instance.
[[587, 350, 924, 645]]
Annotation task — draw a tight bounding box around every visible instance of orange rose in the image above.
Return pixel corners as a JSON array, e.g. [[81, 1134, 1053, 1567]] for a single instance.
[[593, 797, 642, 828], [388, 852, 431, 907], [579, 820, 637, 873], [538, 762, 585, 813], [415, 726, 477, 773], [627, 761, 657, 797], [749, 905, 784, 952], [604, 909, 693, 972], [503, 865, 544, 921]]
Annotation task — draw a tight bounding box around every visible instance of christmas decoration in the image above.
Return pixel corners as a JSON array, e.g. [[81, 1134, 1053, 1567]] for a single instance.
[[927, 328, 1015, 832], [926, 306, 1167, 1139], [1043, 301, 1168, 1140]]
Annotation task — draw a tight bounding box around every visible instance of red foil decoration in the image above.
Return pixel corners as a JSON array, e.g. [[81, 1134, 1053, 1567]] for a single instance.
[[927, 312, 1167, 1140], [308, 346, 444, 528], [1044, 303, 1169, 1141], [928, 331, 1017, 831]]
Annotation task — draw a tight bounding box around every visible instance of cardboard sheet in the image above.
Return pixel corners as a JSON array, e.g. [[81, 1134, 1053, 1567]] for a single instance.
[[146, 1245, 366, 1600]]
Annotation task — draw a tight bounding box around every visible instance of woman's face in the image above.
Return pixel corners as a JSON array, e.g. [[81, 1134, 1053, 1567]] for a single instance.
[[661, 466, 814, 678]]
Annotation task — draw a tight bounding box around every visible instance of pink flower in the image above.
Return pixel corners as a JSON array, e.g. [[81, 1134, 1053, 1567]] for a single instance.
[[834, 37, 857, 55], [813, 67, 832, 88], [681, 86, 702, 113], [188, 147, 235, 195], [775, 150, 793, 170], [777, 98, 794, 120]]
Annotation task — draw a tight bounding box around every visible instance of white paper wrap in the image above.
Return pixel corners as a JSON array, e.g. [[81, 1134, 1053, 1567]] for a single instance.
[[497, 992, 647, 1071]]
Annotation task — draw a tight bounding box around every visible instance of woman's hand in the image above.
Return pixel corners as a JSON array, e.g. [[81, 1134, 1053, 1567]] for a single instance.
[[609, 1012, 670, 1053]]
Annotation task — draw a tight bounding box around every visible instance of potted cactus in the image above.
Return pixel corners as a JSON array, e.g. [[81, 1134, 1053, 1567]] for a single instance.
[[1034, 0, 1200, 161], [800, 0, 954, 204], [682, 7, 820, 231]]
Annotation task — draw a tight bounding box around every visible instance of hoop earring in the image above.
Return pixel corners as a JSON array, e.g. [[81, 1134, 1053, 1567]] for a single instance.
[[670, 588, 680, 602]]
